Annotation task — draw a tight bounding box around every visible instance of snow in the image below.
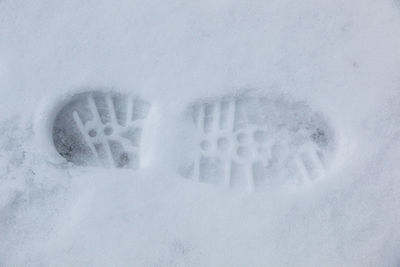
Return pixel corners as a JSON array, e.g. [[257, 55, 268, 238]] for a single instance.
[[1, 0, 400, 266]]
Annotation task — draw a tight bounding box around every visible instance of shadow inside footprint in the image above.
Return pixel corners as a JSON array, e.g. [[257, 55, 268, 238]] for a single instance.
[[52, 90, 150, 169]]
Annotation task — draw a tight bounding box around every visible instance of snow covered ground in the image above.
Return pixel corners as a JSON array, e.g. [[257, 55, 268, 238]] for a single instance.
[[1, 0, 400, 266]]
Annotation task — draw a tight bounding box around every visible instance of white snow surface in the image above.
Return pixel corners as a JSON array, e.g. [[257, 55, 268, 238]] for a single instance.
[[1, 0, 400, 266]]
